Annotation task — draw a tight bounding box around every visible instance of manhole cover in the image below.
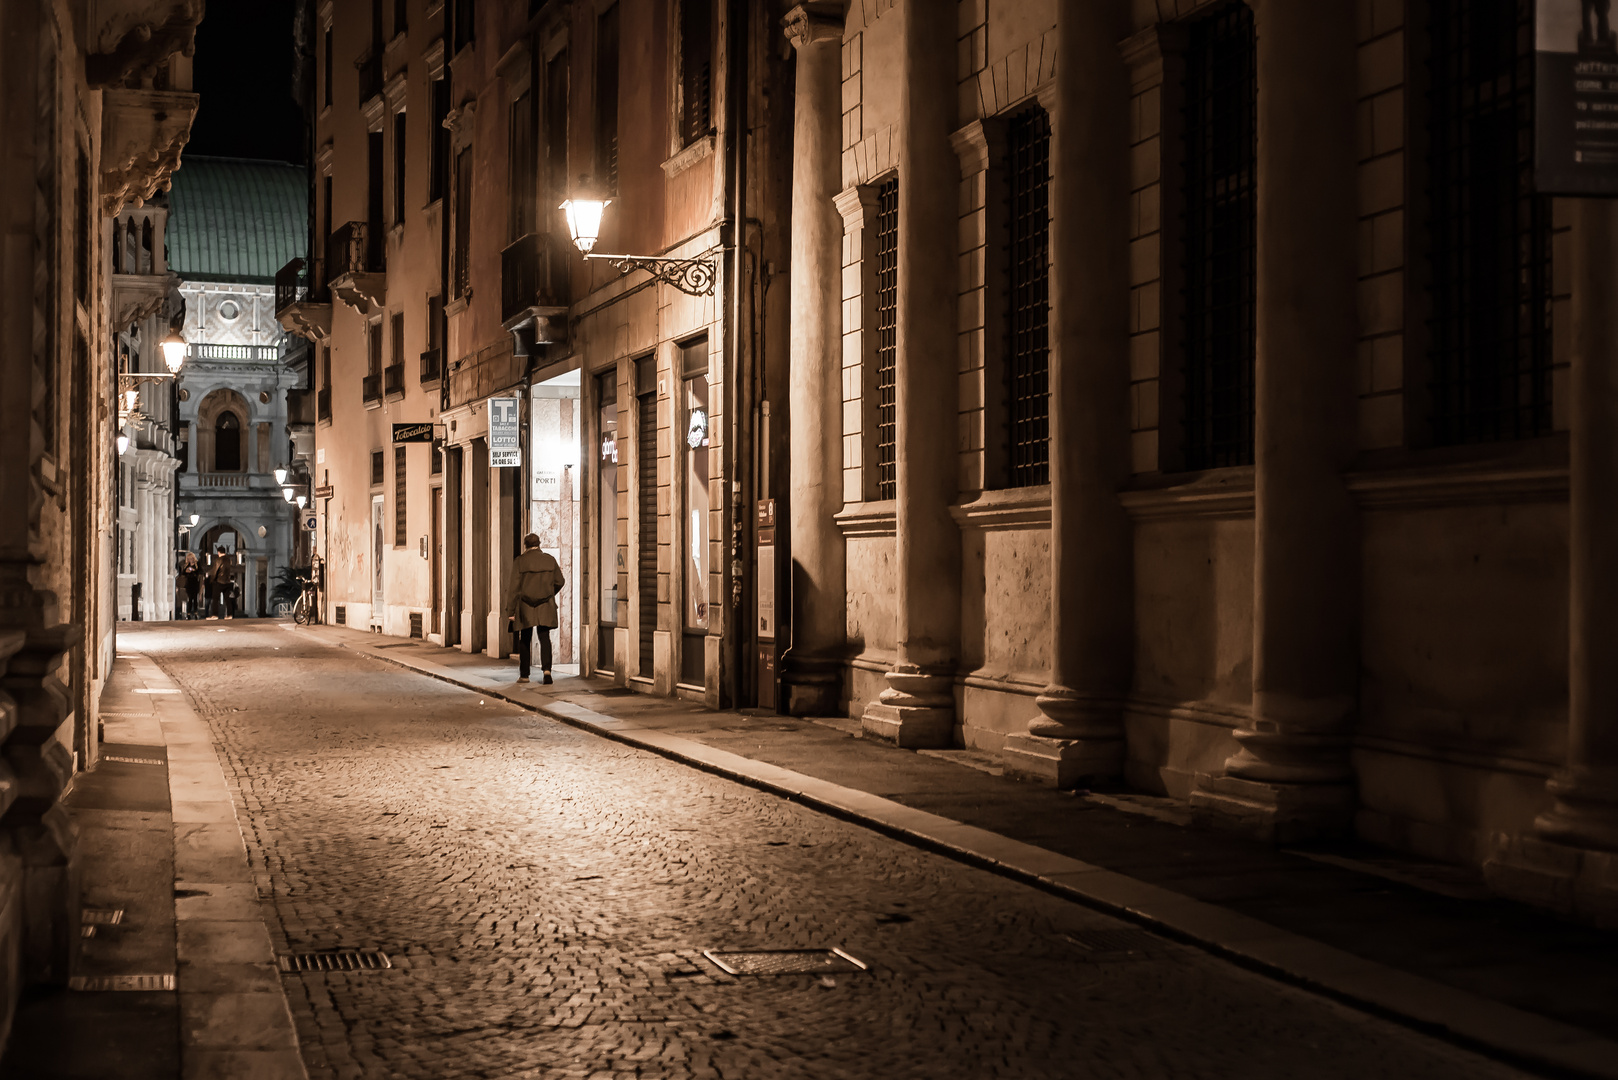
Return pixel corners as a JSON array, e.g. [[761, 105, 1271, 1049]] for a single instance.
[[278, 950, 392, 973], [68, 974, 174, 991], [103, 755, 164, 766], [1064, 928, 1160, 956], [702, 949, 866, 976]]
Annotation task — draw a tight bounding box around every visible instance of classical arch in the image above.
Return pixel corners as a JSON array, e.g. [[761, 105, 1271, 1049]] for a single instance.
[[194, 387, 252, 474]]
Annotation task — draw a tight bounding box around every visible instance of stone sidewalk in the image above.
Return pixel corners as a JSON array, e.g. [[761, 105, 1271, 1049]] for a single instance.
[[1, 640, 307, 1079], [305, 621, 1618, 1080]]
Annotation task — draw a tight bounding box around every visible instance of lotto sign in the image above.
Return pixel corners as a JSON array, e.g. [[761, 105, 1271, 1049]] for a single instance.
[[488, 397, 521, 467]]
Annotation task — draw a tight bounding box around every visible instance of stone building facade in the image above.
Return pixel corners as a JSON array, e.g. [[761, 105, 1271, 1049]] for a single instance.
[[0, 0, 201, 1045], [169, 157, 310, 616], [285, 0, 1618, 924], [783, 0, 1618, 923]]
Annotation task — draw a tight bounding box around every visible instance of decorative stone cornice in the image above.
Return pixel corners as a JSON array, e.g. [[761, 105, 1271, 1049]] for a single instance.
[[782, 3, 844, 49], [277, 302, 333, 342], [110, 271, 177, 328], [445, 99, 478, 148], [949, 118, 1005, 177], [100, 87, 198, 216], [330, 273, 387, 316], [87, 0, 205, 87], [832, 184, 877, 231]]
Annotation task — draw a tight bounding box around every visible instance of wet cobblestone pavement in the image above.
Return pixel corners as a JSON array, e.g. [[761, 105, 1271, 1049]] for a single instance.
[[128, 621, 1531, 1080]]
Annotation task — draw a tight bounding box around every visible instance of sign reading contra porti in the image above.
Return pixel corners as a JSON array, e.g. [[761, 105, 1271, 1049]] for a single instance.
[[488, 396, 521, 468], [1537, 0, 1618, 195]]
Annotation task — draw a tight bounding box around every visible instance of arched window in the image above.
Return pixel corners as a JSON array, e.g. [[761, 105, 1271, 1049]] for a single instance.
[[215, 411, 242, 472]]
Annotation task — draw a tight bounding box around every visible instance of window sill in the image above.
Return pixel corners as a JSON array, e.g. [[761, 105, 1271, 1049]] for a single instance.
[[949, 485, 1051, 531], [445, 293, 471, 317], [1118, 466, 1255, 522], [661, 135, 715, 179], [834, 499, 896, 538], [1346, 434, 1568, 510]]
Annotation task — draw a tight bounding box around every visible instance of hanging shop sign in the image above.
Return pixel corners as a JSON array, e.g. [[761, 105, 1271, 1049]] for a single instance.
[[1537, 0, 1618, 194], [314, 484, 335, 500], [392, 422, 435, 443], [488, 396, 521, 467]]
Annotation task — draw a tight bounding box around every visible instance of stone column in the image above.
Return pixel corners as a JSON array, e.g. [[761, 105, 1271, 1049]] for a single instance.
[[782, 3, 847, 717], [1537, 198, 1618, 854], [860, 0, 959, 747], [1001, 0, 1134, 787], [1190, 0, 1361, 840]]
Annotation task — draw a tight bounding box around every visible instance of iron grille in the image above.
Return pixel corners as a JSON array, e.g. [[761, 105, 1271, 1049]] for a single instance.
[[638, 388, 658, 672], [1428, 0, 1552, 445], [335, 605, 347, 625], [1182, 2, 1257, 471], [409, 612, 423, 638], [1007, 106, 1052, 488], [873, 179, 899, 500], [394, 446, 407, 547]]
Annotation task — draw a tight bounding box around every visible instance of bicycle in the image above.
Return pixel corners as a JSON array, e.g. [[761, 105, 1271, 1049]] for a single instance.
[[292, 579, 320, 625]]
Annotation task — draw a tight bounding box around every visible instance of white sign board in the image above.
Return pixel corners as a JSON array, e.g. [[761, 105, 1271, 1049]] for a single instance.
[[303, 513, 318, 532], [488, 397, 521, 468], [533, 468, 561, 501]]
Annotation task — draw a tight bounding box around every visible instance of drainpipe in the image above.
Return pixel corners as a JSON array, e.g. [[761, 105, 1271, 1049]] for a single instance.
[[721, 0, 750, 710]]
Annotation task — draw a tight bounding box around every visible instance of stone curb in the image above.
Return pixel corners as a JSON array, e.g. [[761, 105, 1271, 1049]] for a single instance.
[[327, 629, 1618, 1080], [122, 653, 310, 1080]]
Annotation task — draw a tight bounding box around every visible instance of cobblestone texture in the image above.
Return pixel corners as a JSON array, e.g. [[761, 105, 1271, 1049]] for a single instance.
[[128, 621, 1529, 1080]]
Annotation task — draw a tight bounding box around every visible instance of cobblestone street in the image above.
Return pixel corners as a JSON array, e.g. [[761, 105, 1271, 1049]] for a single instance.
[[124, 621, 1532, 1080]]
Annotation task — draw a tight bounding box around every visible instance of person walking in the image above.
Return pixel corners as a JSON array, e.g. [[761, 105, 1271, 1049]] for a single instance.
[[179, 553, 201, 620], [503, 533, 564, 684], [210, 547, 236, 619]]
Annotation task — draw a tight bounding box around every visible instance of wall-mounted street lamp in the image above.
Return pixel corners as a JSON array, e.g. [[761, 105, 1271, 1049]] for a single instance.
[[119, 327, 189, 429], [274, 466, 289, 484], [116, 433, 129, 456], [561, 178, 718, 297], [296, 494, 308, 509], [281, 486, 296, 503]]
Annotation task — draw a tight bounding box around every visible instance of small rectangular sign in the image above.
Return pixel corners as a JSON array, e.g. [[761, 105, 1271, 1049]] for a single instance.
[[303, 513, 318, 531], [392, 422, 435, 443], [314, 485, 335, 499], [1537, 1, 1618, 194], [488, 396, 521, 468]]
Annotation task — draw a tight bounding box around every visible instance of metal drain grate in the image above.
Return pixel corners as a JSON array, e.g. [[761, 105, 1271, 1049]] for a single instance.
[[702, 949, 867, 976], [81, 909, 124, 925], [278, 950, 392, 973], [103, 755, 164, 766], [1064, 928, 1160, 956], [68, 974, 174, 992]]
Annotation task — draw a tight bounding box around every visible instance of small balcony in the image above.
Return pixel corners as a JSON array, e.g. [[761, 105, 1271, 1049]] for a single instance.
[[420, 348, 442, 385], [275, 258, 332, 342], [384, 362, 405, 399], [362, 373, 382, 409], [327, 222, 387, 314], [317, 386, 332, 423], [500, 232, 569, 346]]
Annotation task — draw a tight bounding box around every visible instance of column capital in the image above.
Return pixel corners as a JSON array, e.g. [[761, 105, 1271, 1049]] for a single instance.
[[832, 183, 878, 232], [782, 3, 845, 50]]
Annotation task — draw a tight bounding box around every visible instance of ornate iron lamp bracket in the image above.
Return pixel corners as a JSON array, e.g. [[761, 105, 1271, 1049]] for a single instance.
[[586, 252, 717, 296]]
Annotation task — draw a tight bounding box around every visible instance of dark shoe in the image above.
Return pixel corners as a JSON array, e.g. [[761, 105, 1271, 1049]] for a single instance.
[[542, 672, 553, 685]]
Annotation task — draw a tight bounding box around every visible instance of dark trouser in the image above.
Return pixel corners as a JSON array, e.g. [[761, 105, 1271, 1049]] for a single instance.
[[518, 625, 553, 678]]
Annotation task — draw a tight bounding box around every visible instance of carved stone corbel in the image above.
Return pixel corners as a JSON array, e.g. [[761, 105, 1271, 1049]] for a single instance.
[[101, 88, 199, 216], [87, 0, 206, 88]]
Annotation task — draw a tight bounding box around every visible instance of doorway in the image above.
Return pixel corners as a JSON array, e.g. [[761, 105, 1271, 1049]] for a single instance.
[[371, 494, 385, 629], [430, 485, 443, 636], [530, 370, 581, 676]]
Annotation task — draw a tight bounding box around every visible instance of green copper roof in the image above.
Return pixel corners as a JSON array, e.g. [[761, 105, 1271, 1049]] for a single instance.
[[166, 156, 307, 285]]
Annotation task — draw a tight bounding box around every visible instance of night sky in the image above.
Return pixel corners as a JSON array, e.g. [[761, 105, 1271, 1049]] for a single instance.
[[187, 0, 304, 163]]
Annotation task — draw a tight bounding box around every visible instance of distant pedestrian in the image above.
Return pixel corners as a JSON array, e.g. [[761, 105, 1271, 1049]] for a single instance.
[[503, 533, 564, 684], [210, 547, 236, 619], [179, 553, 201, 620]]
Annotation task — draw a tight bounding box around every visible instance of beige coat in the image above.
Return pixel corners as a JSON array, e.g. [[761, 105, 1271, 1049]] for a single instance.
[[503, 548, 565, 629]]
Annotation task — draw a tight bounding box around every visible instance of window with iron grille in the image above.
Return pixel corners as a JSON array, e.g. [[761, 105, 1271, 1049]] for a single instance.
[[368, 321, 382, 376], [872, 178, 899, 500], [371, 449, 384, 487], [453, 148, 472, 298], [1006, 105, 1051, 488], [394, 446, 407, 546], [1181, 2, 1257, 471], [393, 110, 407, 224], [680, 0, 713, 145], [1427, 0, 1552, 445]]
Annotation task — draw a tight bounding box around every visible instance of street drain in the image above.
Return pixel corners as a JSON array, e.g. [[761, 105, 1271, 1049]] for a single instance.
[[1064, 928, 1160, 956], [103, 755, 164, 766], [702, 949, 867, 976], [68, 974, 175, 992], [278, 950, 393, 973]]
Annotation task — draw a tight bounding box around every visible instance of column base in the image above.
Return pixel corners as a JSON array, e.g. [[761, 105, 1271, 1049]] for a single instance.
[[1002, 733, 1123, 788], [782, 656, 843, 718], [861, 702, 953, 749], [1189, 773, 1354, 844], [1484, 833, 1618, 930]]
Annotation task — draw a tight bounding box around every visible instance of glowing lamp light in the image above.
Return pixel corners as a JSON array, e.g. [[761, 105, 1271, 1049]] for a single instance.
[[189, 513, 200, 526], [116, 434, 129, 455], [274, 466, 288, 484], [122, 388, 140, 414], [561, 196, 610, 254], [296, 494, 308, 509], [159, 328, 187, 374], [281, 486, 295, 503]]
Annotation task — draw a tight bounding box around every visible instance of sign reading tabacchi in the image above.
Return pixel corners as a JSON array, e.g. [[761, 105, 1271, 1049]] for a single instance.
[[1537, 0, 1618, 195], [488, 396, 521, 468]]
